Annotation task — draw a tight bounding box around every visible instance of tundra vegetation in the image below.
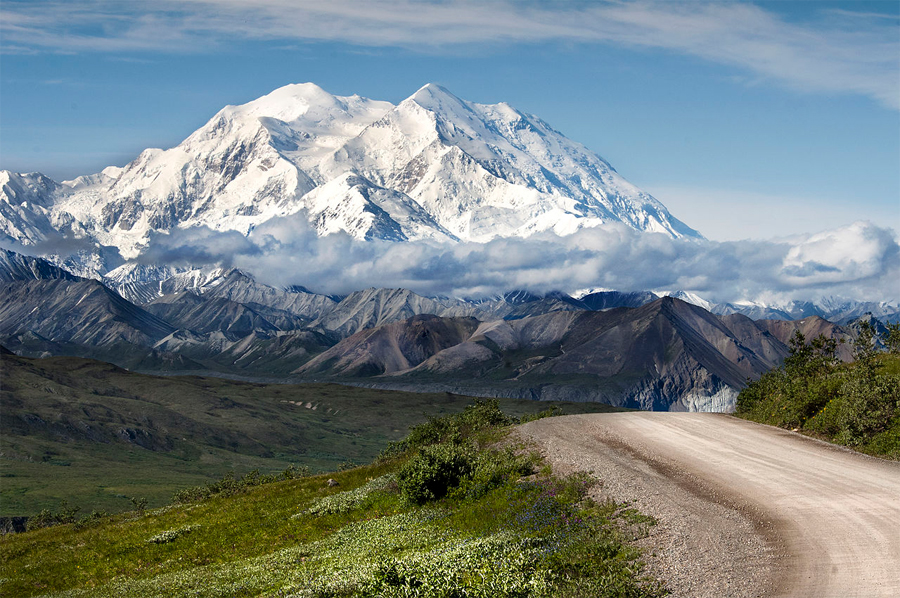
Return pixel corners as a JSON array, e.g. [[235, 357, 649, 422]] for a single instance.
[[0, 400, 665, 597], [736, 322, 900, 459], [0, 354, 619, 517]]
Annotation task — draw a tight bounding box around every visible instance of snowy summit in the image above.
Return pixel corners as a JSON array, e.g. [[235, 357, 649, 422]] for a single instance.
[[1, 83, 701, 271]]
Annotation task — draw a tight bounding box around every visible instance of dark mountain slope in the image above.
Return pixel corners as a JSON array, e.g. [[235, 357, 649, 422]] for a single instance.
[[145, 290, 279, 338], [579, 290, 659, 310], [204, 270, 337, 321], [0, 279, 174, 347], [297, 298, 801, 411], [0, 248, 80, 282], [755, 315, 854, 361], [298, 314, 482, 377]]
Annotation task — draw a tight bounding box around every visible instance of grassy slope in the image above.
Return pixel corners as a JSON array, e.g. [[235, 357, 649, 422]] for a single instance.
[[1, 354, 622, 516], [0, 406, 664, 598]]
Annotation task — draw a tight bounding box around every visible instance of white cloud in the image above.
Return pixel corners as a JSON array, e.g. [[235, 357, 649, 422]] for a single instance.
[[120, 215, 899, 303], [780, 222, 898, 286], [3, 1, 897, 109]]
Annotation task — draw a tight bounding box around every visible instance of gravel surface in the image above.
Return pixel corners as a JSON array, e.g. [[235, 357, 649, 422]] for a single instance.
[[517, 412, 900, 598]]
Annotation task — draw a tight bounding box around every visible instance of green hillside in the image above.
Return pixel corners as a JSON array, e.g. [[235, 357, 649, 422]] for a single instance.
[[0, 354, 621, 516], [0, 401, 663, 598]]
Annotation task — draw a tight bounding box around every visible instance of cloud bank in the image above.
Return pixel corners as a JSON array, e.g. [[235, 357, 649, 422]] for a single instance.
[[126, 216, 900, 304], [3, 0, 898, 109]]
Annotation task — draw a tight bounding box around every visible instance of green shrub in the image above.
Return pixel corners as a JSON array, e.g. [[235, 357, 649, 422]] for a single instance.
[[834, 373, 900, 445], [172, 464, 309, 504], [737, 328, 900, 458], [25, 501, 80, 531], [457, 447, 536, 501], [520, 404, 564, 424], [380, 398, 516, 461], [73, 510, 110, 530], [397, 443, 476, 504]]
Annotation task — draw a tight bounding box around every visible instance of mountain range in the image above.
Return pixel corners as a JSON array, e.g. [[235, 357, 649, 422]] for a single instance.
[[1, 247, 870, 412]]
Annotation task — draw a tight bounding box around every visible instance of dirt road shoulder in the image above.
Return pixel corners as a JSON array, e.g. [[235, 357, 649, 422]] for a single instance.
[[517, 413, 900, 598]]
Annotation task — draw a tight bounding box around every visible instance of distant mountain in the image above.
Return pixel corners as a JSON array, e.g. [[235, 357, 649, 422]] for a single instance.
[[710, 297, 900, 325], [579, 290, 659, 310], [0, 248, 875, 411], [640, 288, 900, 326], [0, 82, 700, 276], [0, 279, 174, 347], [295, 297, 851, 411], [0, 248, 80, 282], [144, 290, 281, 338]]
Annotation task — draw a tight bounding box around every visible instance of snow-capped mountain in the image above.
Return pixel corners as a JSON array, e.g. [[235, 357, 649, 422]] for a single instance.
[[0, 83, 700, 271], [657, 288, 900, 325]]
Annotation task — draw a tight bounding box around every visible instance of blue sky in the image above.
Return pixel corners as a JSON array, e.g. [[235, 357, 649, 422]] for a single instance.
[[1, 0, 898, 242]]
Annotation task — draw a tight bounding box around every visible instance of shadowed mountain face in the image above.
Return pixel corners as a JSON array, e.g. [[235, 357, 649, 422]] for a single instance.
[[144, 291, 281, 338], [754, 316, 856, 361], [579, 291, 659, 310], [299, 314, 482, 377], [0, 249, 81, 282], [0, 279, 174, 347]]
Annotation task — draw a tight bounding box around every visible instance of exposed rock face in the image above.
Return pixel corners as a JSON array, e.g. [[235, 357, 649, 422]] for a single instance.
[[144, 291, 280, 338], [0, 248, 80, 282], [0, 279, 174, 347], [298, 314, 482, 377]]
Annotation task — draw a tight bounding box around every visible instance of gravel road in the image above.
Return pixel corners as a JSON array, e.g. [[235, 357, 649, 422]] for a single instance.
[[517, 413, 900, 598]]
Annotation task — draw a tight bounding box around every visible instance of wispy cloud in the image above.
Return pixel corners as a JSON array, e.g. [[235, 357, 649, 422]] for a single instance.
[[2, 0, 897, 109]]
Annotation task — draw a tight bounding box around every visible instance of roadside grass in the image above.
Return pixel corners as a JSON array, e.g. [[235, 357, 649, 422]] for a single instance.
[[0, 400, 665, 598]]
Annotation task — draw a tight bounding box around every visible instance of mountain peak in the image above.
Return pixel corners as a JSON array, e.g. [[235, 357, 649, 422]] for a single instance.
[[406, 83, 468, 113], [411, 82, 454, 97], [224, 82, 344, 123]]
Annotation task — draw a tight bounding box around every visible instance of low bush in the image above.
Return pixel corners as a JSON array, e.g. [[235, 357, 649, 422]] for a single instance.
[[379, 398, 515, 461], [25, 501, 81, 531], [737, 327, 900, 458], [172, 464, 310, 504], [520, 404, 564, 424], [398, 442, 475, 504]]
